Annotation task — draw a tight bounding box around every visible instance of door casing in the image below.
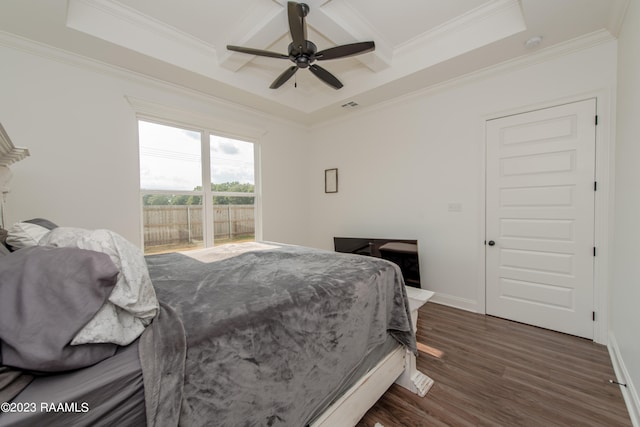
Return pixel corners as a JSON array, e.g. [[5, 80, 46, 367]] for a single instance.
[[477, 92, 613, 344], [485, 98, 596, 339]]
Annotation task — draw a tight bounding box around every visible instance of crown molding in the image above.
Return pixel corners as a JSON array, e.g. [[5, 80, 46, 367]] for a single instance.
[[0, 24, 617, 131], [607, 0, 630, 38], [67, 0, 218, 75], [0, 30, 303, 129], [313, 29, 616, 130], [395, 0, 524, 58]]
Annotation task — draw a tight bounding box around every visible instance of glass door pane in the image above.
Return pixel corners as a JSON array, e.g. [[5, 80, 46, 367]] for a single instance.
[[139, 120, 204, 253], [210, 135, 255, 246], [139, 121, 202, 191], [141, 194, 204, 254], [212, 197, 255, 246], [209, 135, 254, 187]]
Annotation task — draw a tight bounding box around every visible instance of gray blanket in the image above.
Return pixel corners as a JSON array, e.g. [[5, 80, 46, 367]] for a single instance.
[[143, 242, 415, 427]]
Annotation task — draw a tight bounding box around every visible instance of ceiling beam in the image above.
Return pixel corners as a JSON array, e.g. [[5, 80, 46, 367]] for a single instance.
[[218, 6, 286, 72], [307, 1, 392, 72]]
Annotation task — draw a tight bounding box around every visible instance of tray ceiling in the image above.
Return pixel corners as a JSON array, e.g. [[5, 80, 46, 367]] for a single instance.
[[0, 0, 628, 125]]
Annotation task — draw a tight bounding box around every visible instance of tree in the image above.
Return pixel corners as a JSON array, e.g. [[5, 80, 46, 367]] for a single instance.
[[142, 182, 254, 205], [211, 182, 254, 205], [143, 194, 172, 205]]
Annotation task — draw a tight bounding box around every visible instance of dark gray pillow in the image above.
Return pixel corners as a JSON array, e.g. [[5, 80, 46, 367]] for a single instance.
[[0, 246, 119, 372], [4, 219, 58, 251]]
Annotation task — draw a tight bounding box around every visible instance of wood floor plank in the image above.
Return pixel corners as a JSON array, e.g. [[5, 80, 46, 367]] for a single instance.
[[358, 303, 632, 426]]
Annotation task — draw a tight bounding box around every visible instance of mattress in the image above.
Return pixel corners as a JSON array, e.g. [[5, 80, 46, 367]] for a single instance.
[[0, 341, 145, 427], [1, 241, 414, 426], [1, 337, 400, 427]]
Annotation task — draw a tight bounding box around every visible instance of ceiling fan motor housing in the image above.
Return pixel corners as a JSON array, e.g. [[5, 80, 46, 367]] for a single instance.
[[289, 41, 317, 68]]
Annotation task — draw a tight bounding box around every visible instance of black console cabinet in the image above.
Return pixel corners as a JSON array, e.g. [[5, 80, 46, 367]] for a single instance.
[[334, 237, 421, 288]]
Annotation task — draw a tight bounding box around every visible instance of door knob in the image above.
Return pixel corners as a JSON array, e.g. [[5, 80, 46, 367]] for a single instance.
[[488, 240, 495, 246]]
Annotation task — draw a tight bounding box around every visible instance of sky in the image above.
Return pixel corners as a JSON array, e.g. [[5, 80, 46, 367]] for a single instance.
[[138, 120, 254, 191]]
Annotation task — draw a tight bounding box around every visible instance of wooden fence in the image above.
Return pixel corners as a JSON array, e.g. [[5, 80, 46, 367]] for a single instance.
[[142, 204, 254, 248]]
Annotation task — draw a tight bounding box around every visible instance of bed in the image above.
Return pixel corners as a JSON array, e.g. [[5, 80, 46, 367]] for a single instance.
[[0, 221, 433, 426]]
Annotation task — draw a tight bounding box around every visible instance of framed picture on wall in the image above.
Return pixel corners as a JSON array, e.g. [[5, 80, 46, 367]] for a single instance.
[[325, 168, 338, 193]]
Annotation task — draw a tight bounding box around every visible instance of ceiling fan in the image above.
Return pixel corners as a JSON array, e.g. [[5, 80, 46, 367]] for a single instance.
[[227, 1, 375, 90]]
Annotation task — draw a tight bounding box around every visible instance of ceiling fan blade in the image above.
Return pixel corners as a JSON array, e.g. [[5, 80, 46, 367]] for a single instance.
[[227, 45, 289, 59], [288, 2, 307, 54], [270, 66, 299, 89], [309, 64, 343, 89], [316, 41, 375, 60]]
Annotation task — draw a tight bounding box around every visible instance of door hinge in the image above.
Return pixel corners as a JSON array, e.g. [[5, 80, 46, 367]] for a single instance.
[[594, 181, 597, 191], [595, 115, 599, 126], [594, 247, 597, 256], [593, 311, 596, 321]]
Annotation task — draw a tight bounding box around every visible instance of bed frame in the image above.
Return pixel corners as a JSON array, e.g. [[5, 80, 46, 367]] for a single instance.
[[312, 287, 435, 427]]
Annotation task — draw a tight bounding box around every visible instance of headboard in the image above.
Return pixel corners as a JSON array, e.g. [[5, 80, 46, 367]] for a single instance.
[[0, 122, 30, 228]]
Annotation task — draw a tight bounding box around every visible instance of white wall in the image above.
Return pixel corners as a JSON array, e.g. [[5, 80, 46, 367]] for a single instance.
[[308, 39, 618, 312], [0, 41, 310, 248], [0, 20, 636, 423], [611, 0, 640, 422]]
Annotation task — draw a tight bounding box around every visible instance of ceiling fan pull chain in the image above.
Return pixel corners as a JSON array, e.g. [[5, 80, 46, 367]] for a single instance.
[[295, 73, 297, 88]]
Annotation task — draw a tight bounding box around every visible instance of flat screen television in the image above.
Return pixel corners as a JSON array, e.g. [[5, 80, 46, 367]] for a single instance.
[[334, 237, 421, 288]]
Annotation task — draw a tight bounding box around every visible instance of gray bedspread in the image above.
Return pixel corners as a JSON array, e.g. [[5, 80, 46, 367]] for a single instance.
[[143, 242, 415, 427]]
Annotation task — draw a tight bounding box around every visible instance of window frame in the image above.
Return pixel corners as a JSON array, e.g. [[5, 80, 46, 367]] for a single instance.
[[131, 98, 262, 250]]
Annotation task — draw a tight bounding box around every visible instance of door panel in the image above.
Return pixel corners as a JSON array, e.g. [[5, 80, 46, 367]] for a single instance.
[[486, 99, 596, 339]]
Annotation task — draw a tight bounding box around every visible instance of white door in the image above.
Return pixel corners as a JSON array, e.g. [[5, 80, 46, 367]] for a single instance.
[[485, 99, 596, 339]]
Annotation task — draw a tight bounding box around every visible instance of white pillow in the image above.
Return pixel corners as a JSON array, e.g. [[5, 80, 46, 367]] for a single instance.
[[39, 227, 159, 346], [6, 222, 51, 249]]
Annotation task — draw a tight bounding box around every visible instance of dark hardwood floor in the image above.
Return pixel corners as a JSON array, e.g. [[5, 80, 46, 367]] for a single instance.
[[357, 303, 632, 427]]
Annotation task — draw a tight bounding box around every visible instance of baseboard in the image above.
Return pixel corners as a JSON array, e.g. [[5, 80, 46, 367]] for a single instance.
[[428, 292, 478, 313], [608, 333, 640, 426]]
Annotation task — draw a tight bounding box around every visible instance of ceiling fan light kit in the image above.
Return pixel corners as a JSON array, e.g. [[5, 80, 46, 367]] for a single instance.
[[227, 1, 375, 90]]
